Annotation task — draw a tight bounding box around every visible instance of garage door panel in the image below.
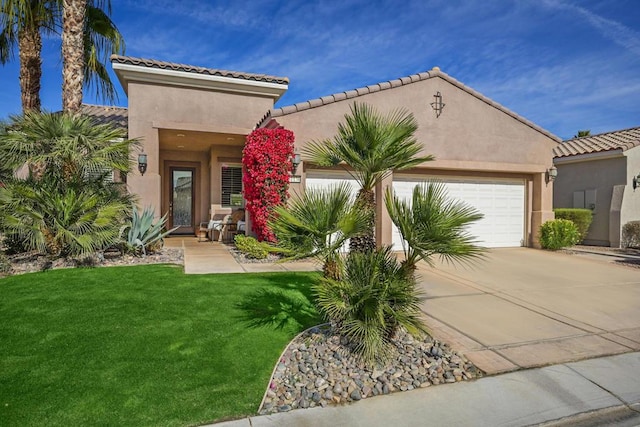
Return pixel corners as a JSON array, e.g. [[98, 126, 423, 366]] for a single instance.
[[392, 178, 525, 249]]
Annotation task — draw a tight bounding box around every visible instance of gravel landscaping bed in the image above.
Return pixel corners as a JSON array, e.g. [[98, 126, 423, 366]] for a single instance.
[[560, 245, 640, 269], [260, 324, 482, 414], [226, 244, 285, 264], [2, 247, 184, 277]]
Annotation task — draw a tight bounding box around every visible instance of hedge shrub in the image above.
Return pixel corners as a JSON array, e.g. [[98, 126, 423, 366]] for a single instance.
[[554, 208, 592, 243], [539, 219, 580, 250], [622, 221, 640, 248]]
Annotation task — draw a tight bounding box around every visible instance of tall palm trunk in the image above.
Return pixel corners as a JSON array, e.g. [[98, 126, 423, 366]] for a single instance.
[[18, 27, 42, 112], [61, 0, 86, 113], [349, 187, 376, 252]]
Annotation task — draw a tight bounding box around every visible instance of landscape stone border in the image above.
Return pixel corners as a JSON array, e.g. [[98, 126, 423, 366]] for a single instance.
[[259, 324, 482, 414]]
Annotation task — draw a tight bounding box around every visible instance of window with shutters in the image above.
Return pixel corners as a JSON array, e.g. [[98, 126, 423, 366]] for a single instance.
[[221, 165, 243, 207]]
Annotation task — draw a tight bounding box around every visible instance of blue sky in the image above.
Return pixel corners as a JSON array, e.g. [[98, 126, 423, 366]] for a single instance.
[[1, 0, 639, 139]]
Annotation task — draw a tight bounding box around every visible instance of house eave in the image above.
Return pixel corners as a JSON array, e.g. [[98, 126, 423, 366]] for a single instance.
[[112, 62, 288, 101], [553, 149, 624, 165]]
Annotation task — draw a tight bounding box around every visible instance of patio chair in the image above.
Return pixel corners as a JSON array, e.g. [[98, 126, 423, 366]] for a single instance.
[[198, 204, 232, 242]]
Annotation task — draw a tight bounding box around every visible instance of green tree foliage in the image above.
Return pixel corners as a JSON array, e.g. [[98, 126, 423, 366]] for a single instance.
[[0, 111, 137, 257], [539, 219, 580, 250], [269, 183, 369, 279], [385, 181, 485, 275], [314, 247, 425, 364], [554, 208, 592, 243], [303, 103, 433, 252]]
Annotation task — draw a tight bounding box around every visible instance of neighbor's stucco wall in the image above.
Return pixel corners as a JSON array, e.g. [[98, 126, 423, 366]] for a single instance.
[[127, 81, 274, 216], [621, 147, 640, 242], [276, 75, 558, 247], [554, 156, 626, 246]]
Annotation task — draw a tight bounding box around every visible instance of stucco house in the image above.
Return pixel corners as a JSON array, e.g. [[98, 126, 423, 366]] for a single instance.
[[553, 127, 640, 247], [93, 55, 560, 248]]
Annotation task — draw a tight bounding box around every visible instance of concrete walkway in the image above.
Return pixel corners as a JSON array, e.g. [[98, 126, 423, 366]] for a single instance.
[[415, 248, 640, 375], [212, 351, 640, 427], [164, 237, 318, 274]]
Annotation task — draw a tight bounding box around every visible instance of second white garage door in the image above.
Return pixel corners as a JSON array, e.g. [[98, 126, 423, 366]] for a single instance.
[[392, 178, 525, 249]]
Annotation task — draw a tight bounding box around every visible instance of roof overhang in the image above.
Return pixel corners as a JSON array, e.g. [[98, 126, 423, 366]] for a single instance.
[[112, 62, 288, 101], [553, 149, 624, 165]]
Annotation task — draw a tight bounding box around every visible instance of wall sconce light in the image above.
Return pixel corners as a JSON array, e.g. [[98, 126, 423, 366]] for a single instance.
[[291, 153, 301, 174], [430, 91, 445, 117], [633, 173, 640, 190], [546, 166, 558, 183], [137, 153, 148, 176]]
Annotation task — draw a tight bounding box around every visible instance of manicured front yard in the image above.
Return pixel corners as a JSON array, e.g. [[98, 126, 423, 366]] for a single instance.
[[0, 265, 320, 426]]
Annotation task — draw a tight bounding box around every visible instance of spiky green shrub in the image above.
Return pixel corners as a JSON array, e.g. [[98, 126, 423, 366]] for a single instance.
[[269, 183, 369, 279], [539, 219, 580, 250], [554, 208, 592, 243], [385, 181, 484, 275], [622, 221, 640, 248], [234, 234, 269, 259], [120, 206, 176, 256], [314, 247, 426, 364], [0, 177, 130, 257]]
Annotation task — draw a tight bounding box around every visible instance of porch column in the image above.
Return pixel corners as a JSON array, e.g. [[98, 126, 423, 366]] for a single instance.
[[531, 172, 555, 248], [128, 126, 161, 217]]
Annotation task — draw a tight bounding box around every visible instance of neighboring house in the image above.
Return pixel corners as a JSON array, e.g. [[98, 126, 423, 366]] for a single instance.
[[553, 127, 640, 247], [95, 55, 560, 248]]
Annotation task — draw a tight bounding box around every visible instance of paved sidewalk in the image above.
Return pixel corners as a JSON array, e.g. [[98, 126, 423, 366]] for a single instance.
[[164, 237, 318, 274], [211, 352, 640, 427]]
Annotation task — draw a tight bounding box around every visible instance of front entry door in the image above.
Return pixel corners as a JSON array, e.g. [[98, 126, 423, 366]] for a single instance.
[[169, 167, 196, 234]]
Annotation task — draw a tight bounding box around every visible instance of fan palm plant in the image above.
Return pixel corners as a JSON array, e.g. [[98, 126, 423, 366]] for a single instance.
[[385, 181, 485, 276], [314, 246, 426, 364], [0, 176, 129, 257], [0, 110, 135, 181], [1, 0, 124, 112], [303, 102, 433, 253], [269, 183, 369, 279]]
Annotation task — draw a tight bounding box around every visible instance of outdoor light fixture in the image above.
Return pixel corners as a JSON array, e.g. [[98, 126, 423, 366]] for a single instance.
[[633, 173, 640, 190], [137, 153, 148, 176], [430, 91, 445, 117], [547, 166, 558, 183], [291, 153, 301, 174]]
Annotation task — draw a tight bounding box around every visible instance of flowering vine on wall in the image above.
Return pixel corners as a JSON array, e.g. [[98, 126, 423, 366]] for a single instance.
[[242, 128, 295, 242]]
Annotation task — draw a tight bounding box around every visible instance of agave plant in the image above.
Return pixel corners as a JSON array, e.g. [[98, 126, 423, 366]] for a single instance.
[[269, 183, 369, 279], [314, 246, 426, 364], [120, 205, 177, 256]]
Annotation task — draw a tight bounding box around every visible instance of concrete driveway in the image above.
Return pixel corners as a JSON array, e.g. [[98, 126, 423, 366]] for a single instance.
[[416, 248, 640, 374]]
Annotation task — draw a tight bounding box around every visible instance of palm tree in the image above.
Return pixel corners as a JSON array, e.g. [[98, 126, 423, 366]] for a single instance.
[[61, 0, 87, 112], [574, 130, 591, 138], [1, 0, 124, 113], [0, 0, 57, 111], [314, 246, 426, 364], [303, 102, 433, 253], [0, 110, 136, 181], [269, 183, 369, 279], [384, 181, 485, 276]]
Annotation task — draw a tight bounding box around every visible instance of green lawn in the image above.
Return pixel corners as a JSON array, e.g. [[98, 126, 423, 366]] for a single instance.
[[0, 265, 320, 426]]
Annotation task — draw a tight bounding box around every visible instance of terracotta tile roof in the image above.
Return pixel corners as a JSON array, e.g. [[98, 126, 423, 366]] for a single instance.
[[259, 67, 561, 142], [52, 105, 127, 129], [553, 126, 640, 158], [111, 55, 289, 85], [80, 104, 128, 129]]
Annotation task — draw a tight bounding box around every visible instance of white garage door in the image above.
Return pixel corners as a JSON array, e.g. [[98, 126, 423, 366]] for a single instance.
[[392, 178, 525, 249]]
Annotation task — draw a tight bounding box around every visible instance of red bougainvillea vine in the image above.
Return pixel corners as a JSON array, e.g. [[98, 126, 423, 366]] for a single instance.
[[242, 128, 295, 242]]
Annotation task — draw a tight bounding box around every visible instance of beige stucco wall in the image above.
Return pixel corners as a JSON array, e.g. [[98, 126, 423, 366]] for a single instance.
[[554, 155, 627, 246], [126, 81, 274, 218], [621, 147, 640, 241], [276, 75, 558, 247]]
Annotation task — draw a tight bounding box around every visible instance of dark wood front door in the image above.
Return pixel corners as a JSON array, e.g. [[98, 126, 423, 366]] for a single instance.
[[169, 167, 196, 234]]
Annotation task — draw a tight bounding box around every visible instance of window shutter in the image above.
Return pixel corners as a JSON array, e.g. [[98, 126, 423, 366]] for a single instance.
[[222, 166, 243, 206]]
